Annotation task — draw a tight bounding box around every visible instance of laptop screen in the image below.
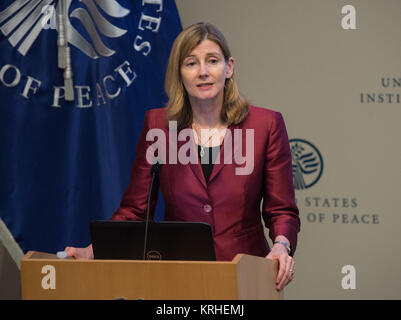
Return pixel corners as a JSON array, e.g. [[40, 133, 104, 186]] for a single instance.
[[90, 220, 216, 261]]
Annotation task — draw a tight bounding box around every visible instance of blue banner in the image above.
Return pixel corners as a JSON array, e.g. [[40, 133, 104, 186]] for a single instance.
[[0, 0, 182, 253]]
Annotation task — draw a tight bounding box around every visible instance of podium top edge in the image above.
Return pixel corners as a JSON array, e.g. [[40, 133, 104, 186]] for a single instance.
[[22, 252, 271, 266], [21, 251, 240, 264]]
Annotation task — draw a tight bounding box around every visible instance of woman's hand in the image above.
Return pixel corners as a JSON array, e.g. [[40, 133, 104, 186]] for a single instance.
[[64, 244, 94, 260], [265, 239, 295, 291]]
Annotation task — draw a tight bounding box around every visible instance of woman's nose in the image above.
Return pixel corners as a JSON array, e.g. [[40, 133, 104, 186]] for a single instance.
[[198, 62, 209, 77]]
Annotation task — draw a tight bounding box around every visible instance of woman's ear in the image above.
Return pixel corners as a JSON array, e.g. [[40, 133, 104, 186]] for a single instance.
[[226, 57, 235, 79]]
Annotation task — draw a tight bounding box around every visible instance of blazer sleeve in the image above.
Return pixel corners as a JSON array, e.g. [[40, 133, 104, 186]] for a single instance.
[[110, 110, 159, 221], [262, 111, 300, 255]]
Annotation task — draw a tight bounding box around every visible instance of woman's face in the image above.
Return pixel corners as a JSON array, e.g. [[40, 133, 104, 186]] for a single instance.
[[180, 39, 234, 105]]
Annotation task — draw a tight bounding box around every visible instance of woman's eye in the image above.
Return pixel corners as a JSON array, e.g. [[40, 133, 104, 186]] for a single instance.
[[209, 58, 218, 64]]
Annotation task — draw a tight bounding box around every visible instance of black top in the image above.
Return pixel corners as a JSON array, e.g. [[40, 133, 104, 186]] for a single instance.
[[197, 145, 221, 183]]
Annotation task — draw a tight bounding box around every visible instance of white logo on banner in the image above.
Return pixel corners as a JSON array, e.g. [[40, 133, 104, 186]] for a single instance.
[[0, 0, 165, 108], [0, 0, 129, 58]]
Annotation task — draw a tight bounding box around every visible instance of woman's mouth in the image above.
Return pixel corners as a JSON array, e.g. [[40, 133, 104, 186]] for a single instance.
[[196, 83, 213, 90]]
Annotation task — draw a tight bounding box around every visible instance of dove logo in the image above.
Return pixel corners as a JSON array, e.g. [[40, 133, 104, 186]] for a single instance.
[[290, 139, 323, 190], [0, 0, 129, 58], [0, 0, 56, 56], [0, 0, 170, 108], [62, 0, 129, 59]]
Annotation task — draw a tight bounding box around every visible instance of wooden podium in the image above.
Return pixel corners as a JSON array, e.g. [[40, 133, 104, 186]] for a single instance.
[[20, 251, 283, 300]]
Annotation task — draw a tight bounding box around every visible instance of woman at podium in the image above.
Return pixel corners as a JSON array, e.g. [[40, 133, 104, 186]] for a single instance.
[[65, 22, 300, 291]]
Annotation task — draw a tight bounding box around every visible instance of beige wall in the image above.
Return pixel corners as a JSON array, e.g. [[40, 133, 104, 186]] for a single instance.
[[176, 0, 401, 299]]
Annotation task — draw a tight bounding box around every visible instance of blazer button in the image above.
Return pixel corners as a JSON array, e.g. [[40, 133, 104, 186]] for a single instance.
[[203, 204, 212, 213]]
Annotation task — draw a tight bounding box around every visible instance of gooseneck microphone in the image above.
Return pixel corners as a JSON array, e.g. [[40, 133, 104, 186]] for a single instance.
[[143, 161, 162, 260]]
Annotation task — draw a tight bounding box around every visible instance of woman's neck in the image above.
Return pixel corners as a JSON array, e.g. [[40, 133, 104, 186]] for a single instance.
[[190, 97, 224, 129], [190, 97, 228, 147]]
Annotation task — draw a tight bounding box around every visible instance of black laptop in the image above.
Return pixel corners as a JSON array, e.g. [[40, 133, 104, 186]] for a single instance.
[[90, 220, 216, 261]]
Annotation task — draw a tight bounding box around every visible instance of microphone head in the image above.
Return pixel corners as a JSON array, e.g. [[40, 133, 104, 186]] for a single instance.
[[151, 161, 162, 175]]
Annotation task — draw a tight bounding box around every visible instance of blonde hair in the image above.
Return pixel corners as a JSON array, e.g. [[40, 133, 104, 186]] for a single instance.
[[165, 22, 249, 130]]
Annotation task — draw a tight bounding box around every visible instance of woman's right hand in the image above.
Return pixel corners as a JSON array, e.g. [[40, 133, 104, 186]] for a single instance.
[[64, 244, 94, 260]]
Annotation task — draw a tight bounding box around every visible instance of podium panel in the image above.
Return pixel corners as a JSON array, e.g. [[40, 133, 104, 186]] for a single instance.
[[21, 251, 283, 300]]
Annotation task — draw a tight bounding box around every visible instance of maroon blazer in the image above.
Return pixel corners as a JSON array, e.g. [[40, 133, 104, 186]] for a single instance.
[[110, 106, 300, 261]]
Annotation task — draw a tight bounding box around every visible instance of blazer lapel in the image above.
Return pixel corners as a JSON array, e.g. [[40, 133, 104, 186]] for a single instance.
[[189, 158, 207, 188], [208, 123, 239, 183], [183, 124, 208, 188]]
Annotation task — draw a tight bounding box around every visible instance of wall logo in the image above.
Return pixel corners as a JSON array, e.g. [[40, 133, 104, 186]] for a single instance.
[[289, 139, 323, 190], [0, 0, 129, 58]]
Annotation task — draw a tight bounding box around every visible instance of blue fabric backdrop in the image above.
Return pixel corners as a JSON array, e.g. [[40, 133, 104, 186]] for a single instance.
[[0, 0, 182, 253]]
